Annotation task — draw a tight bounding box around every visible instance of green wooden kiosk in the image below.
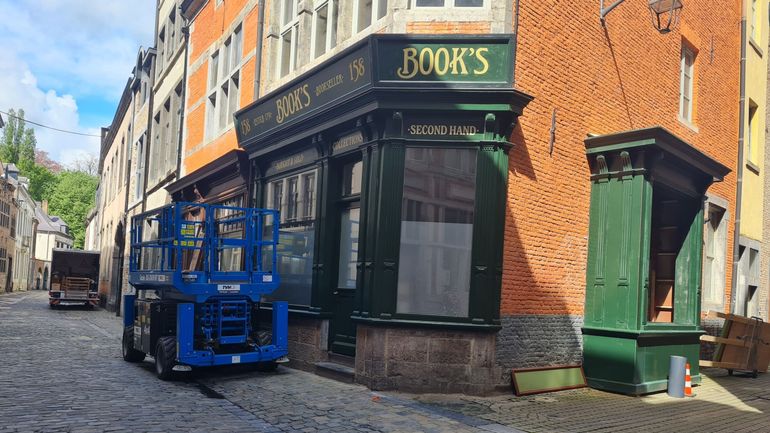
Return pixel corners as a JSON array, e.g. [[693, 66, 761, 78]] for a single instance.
[[583, 127, 730, 395]]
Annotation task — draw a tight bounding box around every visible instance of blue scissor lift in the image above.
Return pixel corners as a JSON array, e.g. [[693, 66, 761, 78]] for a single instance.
[[121, 202, 288, 380]]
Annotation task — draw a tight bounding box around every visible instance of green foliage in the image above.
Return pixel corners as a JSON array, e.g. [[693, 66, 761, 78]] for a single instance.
[[2, 108, 96, 249], [1, 109, 36, 166], [18, 160, 59, 202], [47, 171, 98, 249]]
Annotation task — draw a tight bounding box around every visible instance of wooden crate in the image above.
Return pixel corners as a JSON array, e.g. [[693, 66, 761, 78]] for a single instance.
[[699, 311, 770, 376]]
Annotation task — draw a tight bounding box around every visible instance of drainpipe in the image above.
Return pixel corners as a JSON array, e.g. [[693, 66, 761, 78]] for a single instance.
[[512, 0, 520, 84], [253, 0, 266, 99], [177, 11, 191, 179], [730, 14, 747, 314]]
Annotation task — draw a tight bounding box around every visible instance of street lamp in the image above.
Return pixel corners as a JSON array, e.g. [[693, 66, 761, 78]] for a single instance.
[[600, 0, 684, 34], [648, 0, 683, 34]]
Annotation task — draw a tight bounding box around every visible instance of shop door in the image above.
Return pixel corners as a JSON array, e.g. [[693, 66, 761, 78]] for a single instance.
[[330, 160, 362, 356]]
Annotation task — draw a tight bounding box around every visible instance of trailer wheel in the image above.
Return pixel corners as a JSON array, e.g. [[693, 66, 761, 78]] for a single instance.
[[155, 336, 176, 381], [122, 327, 145, 363]]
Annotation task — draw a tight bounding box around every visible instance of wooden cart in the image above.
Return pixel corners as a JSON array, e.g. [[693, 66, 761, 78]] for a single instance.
[[699, 311, 770, 378]]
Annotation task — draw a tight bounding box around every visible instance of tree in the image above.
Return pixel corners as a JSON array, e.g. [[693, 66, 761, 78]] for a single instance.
[[0, 108, 36, 166], [18, 160, 59, 202], [35, 149, 63, 173], [68, 154, 99, 176], [47, 171, 98, 249]]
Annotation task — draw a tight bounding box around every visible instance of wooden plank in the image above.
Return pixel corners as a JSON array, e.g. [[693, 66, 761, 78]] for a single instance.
[[706, 310, 755, 325], [699, 360, 743, 369], [700, 335, 750, 347]]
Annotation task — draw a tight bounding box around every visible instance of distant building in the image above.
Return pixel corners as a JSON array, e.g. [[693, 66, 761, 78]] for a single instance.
[[3, 163, 39, 292], [34, 201, 73, 290], [0, 163, 17, 293]]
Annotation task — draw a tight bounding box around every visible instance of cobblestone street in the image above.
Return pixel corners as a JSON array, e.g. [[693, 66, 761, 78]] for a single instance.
[[0, 291, 519, 433], [2, 291, 770, 433]]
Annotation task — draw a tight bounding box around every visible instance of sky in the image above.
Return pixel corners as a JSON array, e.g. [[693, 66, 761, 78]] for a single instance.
[[0, 0, 156, 167]]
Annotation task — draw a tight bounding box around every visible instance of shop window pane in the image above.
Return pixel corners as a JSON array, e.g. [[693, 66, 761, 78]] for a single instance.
[[287, 177, 298, 221], [397, 148, 477, 317], [303, 173, 316, 218], [265, 227, 314, 306], [271, 181, 284, 219], [338, 208, 360, 289], [342, 161, 362, 196]]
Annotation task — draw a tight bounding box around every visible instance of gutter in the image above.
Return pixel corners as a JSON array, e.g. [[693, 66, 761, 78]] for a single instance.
[[177, 11, 191, 179], [730, 15, 747, 314], [253, 0, 266, 99]]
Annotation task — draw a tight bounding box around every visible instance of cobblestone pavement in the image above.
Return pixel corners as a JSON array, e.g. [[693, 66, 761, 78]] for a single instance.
[[0, 291, 520, 433], [413, 367, 770, 433]]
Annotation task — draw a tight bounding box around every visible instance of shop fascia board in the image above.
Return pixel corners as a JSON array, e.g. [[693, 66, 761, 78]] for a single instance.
[[235, 34, 531, 152], [241, 87, 530, 158]]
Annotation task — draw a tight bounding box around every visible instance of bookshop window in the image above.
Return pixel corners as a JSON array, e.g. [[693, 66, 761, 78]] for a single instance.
[[397, 147, 477, 317], [264, 169, 317, 306]]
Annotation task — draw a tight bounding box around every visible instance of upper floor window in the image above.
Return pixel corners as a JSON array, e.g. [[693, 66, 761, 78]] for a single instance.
[[279, 0, 300, 77], [747, 100, 759, 165], [206, 25, 243, 139], [354, 0, 387, 33], [413, 0, 482, 6], [157, 26, 166, 77], [679, 44, 695, 123], [312, 0, 338, 59], [751, 0, 759, 42], [133, 134, 145, 202]]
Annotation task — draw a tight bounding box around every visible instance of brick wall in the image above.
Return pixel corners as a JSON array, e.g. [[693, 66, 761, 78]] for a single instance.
[[504, 0, 739, 318], [184, 0, 259, 175], [494, 0, 741, 370]]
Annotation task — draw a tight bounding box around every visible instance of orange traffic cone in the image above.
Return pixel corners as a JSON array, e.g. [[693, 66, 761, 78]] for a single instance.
[[684, 363, 693, 397]]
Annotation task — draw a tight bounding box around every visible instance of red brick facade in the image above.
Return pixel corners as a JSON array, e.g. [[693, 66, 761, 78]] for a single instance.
[[504, 0, 739, 318]]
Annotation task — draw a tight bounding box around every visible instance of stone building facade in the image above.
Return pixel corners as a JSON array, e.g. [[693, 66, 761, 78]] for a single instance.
[[0, 164, 17, 293]]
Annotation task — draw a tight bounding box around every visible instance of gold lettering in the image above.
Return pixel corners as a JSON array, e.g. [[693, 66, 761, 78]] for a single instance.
[[397, 48, 419, 79], [419, 48, 433, 75], [434, 48, 450, 76], [450, 48, 469, 75], [276, 84, 312, 124], [473, 48, 489, 75]]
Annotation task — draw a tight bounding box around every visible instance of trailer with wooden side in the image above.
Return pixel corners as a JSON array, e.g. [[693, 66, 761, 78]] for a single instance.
[[49, 249, 100, 308]]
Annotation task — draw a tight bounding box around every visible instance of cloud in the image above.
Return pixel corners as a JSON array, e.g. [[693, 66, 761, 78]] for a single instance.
[[0, 49, 99, 166], [0, 0, 155, 165]]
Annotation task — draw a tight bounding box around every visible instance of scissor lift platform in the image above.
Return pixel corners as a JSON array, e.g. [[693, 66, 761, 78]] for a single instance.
[[121, 202, 289, 379]]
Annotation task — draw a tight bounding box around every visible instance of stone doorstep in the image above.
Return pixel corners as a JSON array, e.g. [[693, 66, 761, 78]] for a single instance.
[[315, 361, 355, 384]]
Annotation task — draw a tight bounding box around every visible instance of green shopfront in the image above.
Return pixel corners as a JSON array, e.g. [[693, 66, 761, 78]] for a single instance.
[[234, 35, 532, 394]]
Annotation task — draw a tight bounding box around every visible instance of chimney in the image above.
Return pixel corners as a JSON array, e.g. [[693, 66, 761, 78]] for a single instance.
[[42, 200, 48, 214]]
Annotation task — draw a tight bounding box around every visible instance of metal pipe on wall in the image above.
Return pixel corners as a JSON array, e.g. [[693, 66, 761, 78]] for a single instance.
[[731, 14, 747, 314]]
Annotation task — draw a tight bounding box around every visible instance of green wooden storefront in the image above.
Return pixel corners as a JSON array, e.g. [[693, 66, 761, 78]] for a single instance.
[[234, 35, 532, 363], [583, 128, 730, 395]]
